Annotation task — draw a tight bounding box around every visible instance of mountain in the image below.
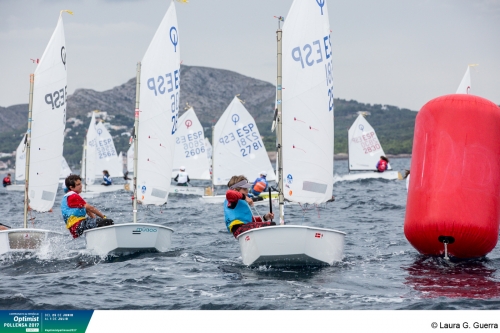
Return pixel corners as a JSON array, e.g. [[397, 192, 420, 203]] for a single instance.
[[0, 65, 417, 167]]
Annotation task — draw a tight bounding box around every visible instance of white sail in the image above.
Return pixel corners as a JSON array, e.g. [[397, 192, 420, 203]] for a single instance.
[[60, 157, 72, 178], [15, 137, 26, 182], [136, 1, 180, 205], [456, 66, 471, 94], [348, 115, 391, 171], [205, 138, 212, 160], [281, 0, 334, 204], [212, 96, 276, 186], [85, 112, 98, 186], [127, 142, 134, 173], [115, 152, 124, 177], [29, 15, 67, 211], [93, 122, 121, 178], [171, 108, 210, 179]]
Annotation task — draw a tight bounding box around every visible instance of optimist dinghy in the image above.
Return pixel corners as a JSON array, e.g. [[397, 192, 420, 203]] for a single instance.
[[333, 114, 401, 183], [1, 12, 70, 254], [84, 2, 180, 255], [236, 0, 345, 267], [200, 97, 277, 203]]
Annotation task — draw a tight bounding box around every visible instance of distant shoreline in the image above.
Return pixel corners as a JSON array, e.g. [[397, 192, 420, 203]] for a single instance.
[[267, 152, 411, 162]]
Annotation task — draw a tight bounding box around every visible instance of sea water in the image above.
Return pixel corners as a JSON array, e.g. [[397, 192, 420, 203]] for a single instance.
[[1, 157, 499, 310]]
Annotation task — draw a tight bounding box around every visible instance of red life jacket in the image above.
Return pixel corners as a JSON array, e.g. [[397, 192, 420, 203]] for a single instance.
[[377, 160, 388, 172], [3, 177, 10, 184]]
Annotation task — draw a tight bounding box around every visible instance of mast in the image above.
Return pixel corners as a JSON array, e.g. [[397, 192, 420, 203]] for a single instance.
[[347, 128, 350, 173], [23, 74, 34, 229], [211, 122, 215, 196], [133, 62, 141, 223], [276, 18, 284, 225], [81, 136, 87, 193]]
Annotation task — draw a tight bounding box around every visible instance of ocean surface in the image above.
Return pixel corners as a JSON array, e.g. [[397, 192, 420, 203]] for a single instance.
[[1, 157, 500, 310]]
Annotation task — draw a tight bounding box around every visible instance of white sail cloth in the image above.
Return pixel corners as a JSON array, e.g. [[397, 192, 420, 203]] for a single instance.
[[85, 112, 97, 185], [136, 2, 180, 205], [127, 142, 134, 173], [212, 96, 275, 186], [205, 138, 212, 161], [281, 0, 334, 204], [93, 122, 122, 178], [171, 108, 210, 179], [348, 115, 391, 171], [29, 15, 67, 211], [456, 66, 471, 94], [60, 157, 72, 178], [15, 137, 26, 182]]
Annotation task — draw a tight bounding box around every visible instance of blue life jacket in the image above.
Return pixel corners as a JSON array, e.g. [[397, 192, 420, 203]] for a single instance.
[[103, 174, 112, 185], [61, 191, 87, 229], [223, 199, 253, 233]]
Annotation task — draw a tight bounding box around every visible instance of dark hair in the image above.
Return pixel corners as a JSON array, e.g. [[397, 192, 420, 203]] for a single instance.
[[7, 173, 11, 176], [65, 174, 82, 190], [103, 170, 109, 176], [380, 156, 389, 162], [227, 175, 248, 189]]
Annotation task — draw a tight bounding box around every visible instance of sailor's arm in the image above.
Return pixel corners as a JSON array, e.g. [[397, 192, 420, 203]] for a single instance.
[[85, 204, 105, 219]]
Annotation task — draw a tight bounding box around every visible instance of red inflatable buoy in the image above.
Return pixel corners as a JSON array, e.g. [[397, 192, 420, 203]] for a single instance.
[[405, 94, 500, 258]]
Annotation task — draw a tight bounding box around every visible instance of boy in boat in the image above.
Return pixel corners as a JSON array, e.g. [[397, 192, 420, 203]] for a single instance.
[[224, 175, 275, 238], [2, 173, 12, 187], [174, 166, 190, 186], [101, 170, 112, 186], [376, 156, 389, 172], [250, 171, 268, 196], [62, 174, 114, 238]]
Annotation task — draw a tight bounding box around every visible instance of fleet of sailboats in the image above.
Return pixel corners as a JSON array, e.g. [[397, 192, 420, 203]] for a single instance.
[[0, 12, 70, 255]]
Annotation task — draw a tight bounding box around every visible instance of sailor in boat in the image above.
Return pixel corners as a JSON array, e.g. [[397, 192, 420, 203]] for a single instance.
[[174, 166, 190, 186], [2, 173, 12, 187], [250, 171, 268, 196], [62, 175, 114, 238], [404, 169, 410, 191], [224, 175, 275, 238], [101, 170, 112, 186], [376, 156, 389, 172]]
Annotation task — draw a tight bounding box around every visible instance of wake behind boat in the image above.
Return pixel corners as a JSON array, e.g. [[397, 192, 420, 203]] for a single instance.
[[236, 0, 345, 267], [333, 114, 401, 183]]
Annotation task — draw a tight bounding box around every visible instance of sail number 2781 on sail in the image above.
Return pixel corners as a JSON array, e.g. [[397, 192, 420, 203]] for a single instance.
[[219, 123, 264, 157]]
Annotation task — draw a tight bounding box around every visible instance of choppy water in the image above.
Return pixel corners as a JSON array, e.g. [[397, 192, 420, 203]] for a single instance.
[[1, 157, 500, 310]]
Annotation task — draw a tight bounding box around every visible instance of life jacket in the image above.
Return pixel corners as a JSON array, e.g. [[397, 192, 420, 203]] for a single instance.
[[177, 171, 188, 183], [377, 160, 388, 172], [253, 181, 267, 193], [223, 199, 253, 233], [3, 177, 10, 184], [103, 174, 112, 185], [61, 191, 87, 230]]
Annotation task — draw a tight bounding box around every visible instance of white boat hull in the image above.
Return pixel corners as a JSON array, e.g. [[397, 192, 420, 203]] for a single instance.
[[84, 223, 174, 256], [0, 229, 65, 256], [6, 185, 24, 192], [85, 184, 125, 193], [333, 170, 401, 183], [169, 186, 205, 196], [237, 225, 345, 267]]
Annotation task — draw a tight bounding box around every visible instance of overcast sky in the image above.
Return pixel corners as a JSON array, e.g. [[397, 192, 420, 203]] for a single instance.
[[1, 0, 499, 111]]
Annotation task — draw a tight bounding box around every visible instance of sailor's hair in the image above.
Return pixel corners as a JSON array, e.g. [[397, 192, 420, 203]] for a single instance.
[[65, 174, 81, 190], [227, 175, 248, 189]]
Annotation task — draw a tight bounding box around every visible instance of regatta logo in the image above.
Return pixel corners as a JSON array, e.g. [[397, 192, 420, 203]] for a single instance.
[[141, 185, 147, 194], [97, 128, 103, 136], [170, 26, 178, 52], [286, 174, 293, 185], [358, 124, 364, 131], [316, 0, 325, 15], [132, 227, 158, 235], [315, 233, 323, 238], [232, 114, 240, 125]]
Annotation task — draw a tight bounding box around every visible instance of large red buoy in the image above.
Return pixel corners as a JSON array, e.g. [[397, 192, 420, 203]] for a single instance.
[[405, 94, 500, 258]]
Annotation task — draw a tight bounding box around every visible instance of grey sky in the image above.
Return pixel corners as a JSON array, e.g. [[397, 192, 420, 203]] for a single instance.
[[1, 0, 499, 111]]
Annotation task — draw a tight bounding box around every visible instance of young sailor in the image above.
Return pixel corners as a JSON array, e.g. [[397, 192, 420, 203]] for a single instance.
[[224, 175, 275, 238], [376, 156, 389, 172], [61, 174, 114, 238], [174, 166, 190, 186], [2, 173, 12, 187], [101, 170, 112, 186], [250, 171, 268, 196]]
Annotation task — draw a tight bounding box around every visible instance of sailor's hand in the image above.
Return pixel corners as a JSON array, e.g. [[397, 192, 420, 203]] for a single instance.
[[265, 213, 274, 221], [245, 195, 254, 206]]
